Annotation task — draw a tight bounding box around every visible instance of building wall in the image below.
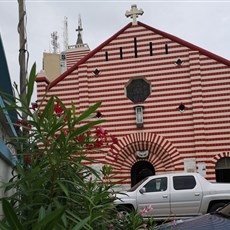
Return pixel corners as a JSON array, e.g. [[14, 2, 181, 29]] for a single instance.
[[0, 157, 14, 219], [37, 22, 230, 189], [66, 44, 90, 69], [0, 121, 17, 219], [43, 52, 61, 81], [0, 34, 18, 217]]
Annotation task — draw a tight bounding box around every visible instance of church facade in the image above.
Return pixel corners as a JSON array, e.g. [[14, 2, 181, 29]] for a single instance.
[[36, 5, 230, 189]]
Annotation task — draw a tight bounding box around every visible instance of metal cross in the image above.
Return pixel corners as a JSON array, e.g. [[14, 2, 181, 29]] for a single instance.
[[125, 4, 144, 25]]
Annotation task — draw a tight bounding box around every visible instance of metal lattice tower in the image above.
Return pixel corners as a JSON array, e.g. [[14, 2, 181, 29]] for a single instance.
[[63, 16, 69, 51], [51, 31, 59, 53]]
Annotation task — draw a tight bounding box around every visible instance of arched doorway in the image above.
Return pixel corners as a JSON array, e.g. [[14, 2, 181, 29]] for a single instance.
[[216, 157, 230, 182], [131, 161, 155, 187]]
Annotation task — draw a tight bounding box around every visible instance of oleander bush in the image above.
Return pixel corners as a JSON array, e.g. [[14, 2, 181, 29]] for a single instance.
[[0, 63, 157, 230]]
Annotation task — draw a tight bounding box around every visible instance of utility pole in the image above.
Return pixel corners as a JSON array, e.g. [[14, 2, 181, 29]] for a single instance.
[[18, 0, 27, 120]]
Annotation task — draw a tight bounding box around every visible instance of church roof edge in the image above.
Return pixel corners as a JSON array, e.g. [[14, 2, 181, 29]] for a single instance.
[[139, 21, 230, 67], [47, 21, 230, 90]]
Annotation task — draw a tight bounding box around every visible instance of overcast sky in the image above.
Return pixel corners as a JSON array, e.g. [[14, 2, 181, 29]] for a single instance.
[[1, 0, 230, 98]]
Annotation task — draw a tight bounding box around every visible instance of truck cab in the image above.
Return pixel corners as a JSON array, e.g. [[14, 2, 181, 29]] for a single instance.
[[115, 173, 230, 220]]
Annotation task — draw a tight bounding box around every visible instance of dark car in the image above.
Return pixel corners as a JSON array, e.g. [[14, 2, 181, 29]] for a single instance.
[[156, 203, 230, 230]]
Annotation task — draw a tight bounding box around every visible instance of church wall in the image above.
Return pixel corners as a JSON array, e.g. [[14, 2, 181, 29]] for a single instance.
[[36, 22, 230, 186], [66, 47, 90, 69]]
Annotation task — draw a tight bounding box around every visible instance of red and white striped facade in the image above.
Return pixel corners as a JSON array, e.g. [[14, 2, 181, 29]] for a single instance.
[[36, 20, 230, 189], [65, 44, 90, 69]]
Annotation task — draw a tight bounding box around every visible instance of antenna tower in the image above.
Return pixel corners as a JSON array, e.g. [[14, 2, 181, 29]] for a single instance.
[[63, 16, 69, 51], [51, 31, 59, 53]]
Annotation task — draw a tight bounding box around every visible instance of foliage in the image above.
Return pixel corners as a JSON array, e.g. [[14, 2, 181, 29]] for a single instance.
[[0, 63, 118, 229], [0, 63, 158, 230]]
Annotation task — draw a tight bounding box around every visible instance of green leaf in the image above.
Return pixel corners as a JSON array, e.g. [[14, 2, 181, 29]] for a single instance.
[[69, 119, 105, 139], [39, 96, 54, 123], [75, 102, 101, 123], [57, 181, 69, 197], [32, 207, 65, 230], [71, 101, 76, 115], [26, 63, 36, 107], [2, 199, 24, 230], [72, 216, 91, 230], [15, 163, 25, 177], [0, 221, 11, 230], [38, 206, 46, 221]]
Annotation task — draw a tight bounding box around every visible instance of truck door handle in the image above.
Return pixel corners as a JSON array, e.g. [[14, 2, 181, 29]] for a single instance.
[[162, 195, 168, 198], [195, 193, 200, 196]]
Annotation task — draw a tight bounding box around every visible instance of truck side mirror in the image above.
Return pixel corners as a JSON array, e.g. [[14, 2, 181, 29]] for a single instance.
[[139, 187, 146, 194]]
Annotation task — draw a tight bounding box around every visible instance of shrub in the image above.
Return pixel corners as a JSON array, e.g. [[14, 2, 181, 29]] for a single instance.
[[0, 64, 118, 229], [0, 64, 157, 230]]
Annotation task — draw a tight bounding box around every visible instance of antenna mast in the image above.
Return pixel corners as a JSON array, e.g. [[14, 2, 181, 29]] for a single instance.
[[51, 31, 59, 53], [63, 16, 69, 51]]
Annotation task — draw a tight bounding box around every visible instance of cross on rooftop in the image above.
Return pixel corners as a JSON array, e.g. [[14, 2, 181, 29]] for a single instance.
[[125, 4, 144, 25], [76, 15, 83, 45], [76, 15, 83, 33]]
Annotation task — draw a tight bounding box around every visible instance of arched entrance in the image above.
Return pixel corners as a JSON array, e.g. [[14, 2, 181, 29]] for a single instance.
[[216, 157, 230, 182], [131, 161, 155, 187]]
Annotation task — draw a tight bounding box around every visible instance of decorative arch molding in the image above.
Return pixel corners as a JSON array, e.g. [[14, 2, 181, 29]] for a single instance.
[[105, 132, 182, 175], [212, 152, 230, 166], [212, 152, 230, 182]]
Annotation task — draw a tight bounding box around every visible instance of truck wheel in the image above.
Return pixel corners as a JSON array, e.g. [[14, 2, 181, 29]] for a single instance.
[[116, 206, 131, 226], [209, 202, 226, 213]]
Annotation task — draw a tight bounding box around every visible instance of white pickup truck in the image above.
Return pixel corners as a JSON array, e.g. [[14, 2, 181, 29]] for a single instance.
[[115, 173, 230, 220]]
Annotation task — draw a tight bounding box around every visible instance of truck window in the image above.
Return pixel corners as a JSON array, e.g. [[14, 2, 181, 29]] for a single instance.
[[144, 177, 167, 192], [128, 177, 149, 192], [173, 175, 196, 190]]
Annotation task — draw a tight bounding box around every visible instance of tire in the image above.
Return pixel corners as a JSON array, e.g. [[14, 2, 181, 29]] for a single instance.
[[209, 202, 226, 213], [116, 206, 132, 227]]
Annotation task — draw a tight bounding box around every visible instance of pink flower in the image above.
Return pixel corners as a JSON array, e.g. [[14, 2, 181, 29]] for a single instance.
[[171, 220, 177, 226], [111, 135, 118, 145], [140, 205, 153, 217], [95, 126, 108, 138], [24, 153, 32, 164], [31, 102, 38, 110], [76, 134, 85, 142], [94, 139, 103, 148], [54, 103, 63, 116]]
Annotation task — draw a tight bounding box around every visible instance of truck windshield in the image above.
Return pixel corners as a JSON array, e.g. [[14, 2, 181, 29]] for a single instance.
[[127, 177, 149, 192]]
